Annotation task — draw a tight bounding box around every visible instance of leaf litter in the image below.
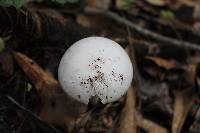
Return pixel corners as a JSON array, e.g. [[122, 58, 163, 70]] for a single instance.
[[0, 0, 200, 133]]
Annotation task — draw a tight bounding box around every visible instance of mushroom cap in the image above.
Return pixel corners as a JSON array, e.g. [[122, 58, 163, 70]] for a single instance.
[[58, 37, 133, 104]]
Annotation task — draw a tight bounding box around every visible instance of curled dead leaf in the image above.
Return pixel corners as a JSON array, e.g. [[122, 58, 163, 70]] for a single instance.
[[76, 15, 91, 27], [172, 90, 195, 133], [145, 56, 178, 70], [0, 51, 13, 77], [13, 52, 86, 127], [85, 0, 111, 10], [145, 0, 167, 6]]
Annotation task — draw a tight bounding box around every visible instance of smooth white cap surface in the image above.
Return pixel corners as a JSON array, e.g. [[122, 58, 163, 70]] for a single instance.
[[58, 37, 133, 104]]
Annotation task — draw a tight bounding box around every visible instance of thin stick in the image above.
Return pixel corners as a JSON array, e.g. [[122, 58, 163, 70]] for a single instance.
[[85, 8, 200, 51], [127, 10, 200, 39]]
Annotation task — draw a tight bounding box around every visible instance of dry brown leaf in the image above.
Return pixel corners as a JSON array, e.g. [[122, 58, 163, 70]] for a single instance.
[[76, 14, 106, 29], [13, 52, 86, 126], [172, 90, 195, 133], [136, 113, 168, 133], [189, 107, 200, 132], [85, 0, 111, 10], [145, 0, 167, 6], [117, 87, 137, 133], [145, 56, 178, 70], [193, 22, 200, 31], [76, 15, 92, 27], [184, 64, 196, 85], [186, 55, 200, 103], [187, 54, 200, 66], [0, 51, 13, 77], [146, 0, 196, 9], [116, 0, 134, 9], [194, 3, 200, 20], [103, 115, 113, 128]]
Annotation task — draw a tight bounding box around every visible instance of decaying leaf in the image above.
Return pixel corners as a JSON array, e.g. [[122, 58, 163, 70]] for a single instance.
[[160, 10, 175, 20], [76, 15, 92, 27], [76, 14, 106, 29], [145, 56, 178, 70], [0, 37, 5, 52], [193, 2, 200, 20], [55, 0, 79, 4], [140, 79, 173, 115], [145, 0, 195, 9], [185, 64, 197, 86], [116, 0, 134, 10], [145, 0, 167, 6], [172, 90, 195, 133], [136, 112, 168, 133], [103, 114, 113, 128], [196, 64, 200, 98], [189, 107, 200, 133], [13, 52, 87, 127], [0, 51, 14, 77], [117, 87, 137, 133], [186, 55, 200, 101], [144, 66, 165, 79], [85, 0, 111, 10]]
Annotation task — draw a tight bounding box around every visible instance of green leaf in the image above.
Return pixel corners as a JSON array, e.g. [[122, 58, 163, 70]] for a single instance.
[[0, 0, 25, 8], [12, 0, 25, 8], [53, 0, 79, 4], [0, 0, 13, 7], [27, 83, 32, 92], [117, 0, 134, 10], [160, 10, 175, 20], [124, 0, 134, 10], [65, 0, 79, 3]]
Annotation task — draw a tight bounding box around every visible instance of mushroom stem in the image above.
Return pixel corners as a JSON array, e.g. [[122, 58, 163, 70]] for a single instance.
[[87, 95, 103, 111]]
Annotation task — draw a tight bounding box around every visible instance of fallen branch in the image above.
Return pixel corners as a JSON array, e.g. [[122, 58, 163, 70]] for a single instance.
[[127, 8, 200, 41], [85, 8, 200, 51]]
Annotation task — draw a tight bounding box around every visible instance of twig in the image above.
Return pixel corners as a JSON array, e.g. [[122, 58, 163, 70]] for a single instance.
[[7, 96, 60, 133], [85, 8, 200, 51], [126, 25, 141, 89], [127, 9, 200, 39], [117, 87, 137, 133]]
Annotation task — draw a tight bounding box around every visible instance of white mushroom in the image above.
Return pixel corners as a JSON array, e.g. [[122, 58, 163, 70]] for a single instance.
[[58, 37, 133, 104]]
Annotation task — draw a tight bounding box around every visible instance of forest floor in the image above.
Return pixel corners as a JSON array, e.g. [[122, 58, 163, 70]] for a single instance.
[[0, 0, 200, 133]]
